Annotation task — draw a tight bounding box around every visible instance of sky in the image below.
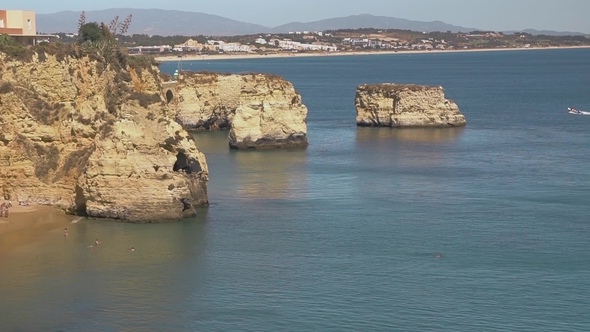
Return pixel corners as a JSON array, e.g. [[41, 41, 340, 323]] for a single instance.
[[8, 0, 590, 33]]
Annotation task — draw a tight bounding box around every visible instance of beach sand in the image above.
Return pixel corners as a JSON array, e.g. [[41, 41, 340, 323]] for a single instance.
[[154, 45, 590, 63], [0, 205, 78, 253]]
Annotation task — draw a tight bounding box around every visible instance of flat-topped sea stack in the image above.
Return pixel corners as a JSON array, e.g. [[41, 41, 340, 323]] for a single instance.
[[355, 84, 466, 127], [0, 48, 209, 222], [174, 72, 308, 149]]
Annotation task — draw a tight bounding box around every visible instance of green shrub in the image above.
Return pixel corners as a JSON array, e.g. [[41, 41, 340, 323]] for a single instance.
[[129, 92, 161, 108], [127, 55, 159, 78], [95, 62, 105, 75], [34, 42, 74, 62], [160, 73, 172, 82], [116, 71, 132, 82], [0, 43, 34, 62]]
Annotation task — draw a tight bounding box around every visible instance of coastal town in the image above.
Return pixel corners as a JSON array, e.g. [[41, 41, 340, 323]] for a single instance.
[[48, 28, 590, 58]]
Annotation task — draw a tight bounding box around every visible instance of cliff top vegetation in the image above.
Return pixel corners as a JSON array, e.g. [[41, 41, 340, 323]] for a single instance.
[[180, 71, 285, 84], [0, 12, 157, 72], [359, 83, 439, 94]]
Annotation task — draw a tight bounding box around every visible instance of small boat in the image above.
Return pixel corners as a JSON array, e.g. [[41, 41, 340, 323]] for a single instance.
[[568, 107, 590, 115]]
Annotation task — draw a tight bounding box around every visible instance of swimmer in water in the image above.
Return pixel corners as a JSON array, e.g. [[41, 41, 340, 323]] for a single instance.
[[95, 239, 101, 246], [435, 253, 443, 258], [130, 247, 135, 252]]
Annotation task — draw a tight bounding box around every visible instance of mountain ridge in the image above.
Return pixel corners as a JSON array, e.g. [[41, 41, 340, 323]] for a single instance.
[[271, 14, 477, 33], [36, 9, 588, 37]]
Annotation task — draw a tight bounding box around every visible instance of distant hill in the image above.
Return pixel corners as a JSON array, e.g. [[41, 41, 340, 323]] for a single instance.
[[37, 8, 269, 36], [504, 29, 588, 36], [272, 14, 476, 33], [36, 9, 588, 37]]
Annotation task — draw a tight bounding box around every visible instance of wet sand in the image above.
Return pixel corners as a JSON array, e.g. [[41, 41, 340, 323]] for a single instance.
[[154, 45, 590, 62], [0, 205, 78, 253]]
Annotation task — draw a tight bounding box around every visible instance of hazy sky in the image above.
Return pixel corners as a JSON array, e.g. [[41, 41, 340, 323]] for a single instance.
[[9, 0, 590, 33]]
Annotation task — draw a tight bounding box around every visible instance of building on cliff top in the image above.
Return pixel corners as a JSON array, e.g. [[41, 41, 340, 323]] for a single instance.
[[0, 10, 53, 45]]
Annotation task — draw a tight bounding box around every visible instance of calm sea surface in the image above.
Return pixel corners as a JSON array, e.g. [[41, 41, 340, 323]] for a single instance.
[[1, 49, 590, 331]]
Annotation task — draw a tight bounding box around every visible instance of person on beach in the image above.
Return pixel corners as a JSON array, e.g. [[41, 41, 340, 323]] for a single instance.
[[64, 228, 68, 237], [130, 247, 135, 252], [95, 239, 101, 246]]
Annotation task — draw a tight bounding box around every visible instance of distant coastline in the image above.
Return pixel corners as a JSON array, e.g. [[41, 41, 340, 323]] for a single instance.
[[155, 45, 590, 62]]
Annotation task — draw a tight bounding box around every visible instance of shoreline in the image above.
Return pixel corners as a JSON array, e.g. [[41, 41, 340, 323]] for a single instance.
[[0, 205, 77, 253], [155, 45, 590, 62]]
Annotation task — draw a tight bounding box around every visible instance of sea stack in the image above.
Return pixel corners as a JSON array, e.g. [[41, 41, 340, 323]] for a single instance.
[[355, 84, 466, 127], [173, 72, 309, 149]]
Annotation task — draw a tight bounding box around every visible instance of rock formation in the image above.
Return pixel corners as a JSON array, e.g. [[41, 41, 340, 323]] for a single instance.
[[0, 50, 208, 222], [172, 72, 308, 149], [355, 84, 466, 127]]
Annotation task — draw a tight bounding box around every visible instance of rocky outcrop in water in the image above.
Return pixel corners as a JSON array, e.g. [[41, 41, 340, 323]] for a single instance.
[[0, 51, 209, 222], [172, 72, 308, 149], [355, 84, 466, 127]]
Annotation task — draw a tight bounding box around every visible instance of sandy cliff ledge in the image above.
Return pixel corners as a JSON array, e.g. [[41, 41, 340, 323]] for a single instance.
[[355, 84, 466, 127], [0, 51, 208, 222], [173, 72, 308, 149]]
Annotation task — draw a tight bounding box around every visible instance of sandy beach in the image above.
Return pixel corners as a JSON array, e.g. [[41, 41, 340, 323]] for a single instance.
[[154, 45, 590, 62], [0, 204, 77, 253]]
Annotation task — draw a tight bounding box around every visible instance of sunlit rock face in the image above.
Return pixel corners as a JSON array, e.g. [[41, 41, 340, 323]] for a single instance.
[[355, 84, 467, 127], [0, 52, 209, 222], [174, 72, 308, 149]]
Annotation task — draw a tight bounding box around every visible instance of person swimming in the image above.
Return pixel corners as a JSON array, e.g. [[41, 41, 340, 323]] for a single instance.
[[95, 239, 101, 246], [435, 253, 443, 258]]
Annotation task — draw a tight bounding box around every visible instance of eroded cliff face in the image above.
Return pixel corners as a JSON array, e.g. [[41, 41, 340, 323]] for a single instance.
[[0, 52, 208, 222], [173, 72, 308, 149], [355, 84, 467, 127]]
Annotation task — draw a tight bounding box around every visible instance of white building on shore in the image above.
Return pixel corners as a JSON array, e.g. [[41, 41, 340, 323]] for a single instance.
[[219, 43, 252, 52], [269, 38, 338, 52]]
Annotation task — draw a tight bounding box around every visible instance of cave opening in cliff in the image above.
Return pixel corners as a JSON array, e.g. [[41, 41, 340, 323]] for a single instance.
[[173, 152, 202, 174], [74, 185, 88, 216], [180, 198, 191, 212], [166, 90, 174, 103]]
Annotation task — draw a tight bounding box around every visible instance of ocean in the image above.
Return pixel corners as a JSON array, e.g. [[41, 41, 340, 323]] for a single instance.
[[1, 49, 589, 331]]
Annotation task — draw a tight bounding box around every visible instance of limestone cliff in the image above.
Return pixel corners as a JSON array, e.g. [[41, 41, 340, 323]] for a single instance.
[[173, 72, 308, 149], [355, 84, 466, 127], [0, 51, 208, 222]]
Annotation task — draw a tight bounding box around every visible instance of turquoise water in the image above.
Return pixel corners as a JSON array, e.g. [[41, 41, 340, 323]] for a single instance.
[[1, 49, 590, 331]]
